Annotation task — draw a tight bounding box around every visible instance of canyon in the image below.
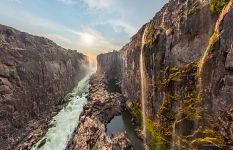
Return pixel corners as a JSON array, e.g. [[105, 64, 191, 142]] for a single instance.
[[0, 0, 233, 150]]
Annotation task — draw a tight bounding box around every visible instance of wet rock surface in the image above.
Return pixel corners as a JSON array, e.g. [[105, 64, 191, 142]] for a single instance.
[[97, 0, 233, 149], [67, 74, 133, 150], [0, 24, 89, 150], [14, 120, 48, 150]]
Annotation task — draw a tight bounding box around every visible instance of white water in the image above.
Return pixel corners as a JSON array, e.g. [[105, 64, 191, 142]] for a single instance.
[[31, 74, 92, 150], [140, 26, 148, 148]]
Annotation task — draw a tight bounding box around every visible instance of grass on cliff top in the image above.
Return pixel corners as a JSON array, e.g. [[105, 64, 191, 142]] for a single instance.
[[210, 0, 229, 15]]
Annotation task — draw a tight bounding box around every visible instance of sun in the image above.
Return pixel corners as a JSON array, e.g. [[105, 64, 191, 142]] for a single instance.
[[82, 33, 95, 44]]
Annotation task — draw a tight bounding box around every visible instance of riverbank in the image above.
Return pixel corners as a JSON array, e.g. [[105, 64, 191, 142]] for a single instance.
[[16, 73, 138, 150], [15, 104, 69, 150], [67, 74, 133, 150], [15, 75, 91, 150]]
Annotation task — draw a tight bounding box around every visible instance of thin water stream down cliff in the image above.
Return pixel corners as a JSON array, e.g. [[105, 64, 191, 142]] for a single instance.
[[31, 74, 92, 150], [140, 25, 148, 147]]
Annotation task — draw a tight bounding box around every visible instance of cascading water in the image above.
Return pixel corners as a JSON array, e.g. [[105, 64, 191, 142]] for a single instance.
[[140, 25, 148, 149], [171, 1, 233, 150], [198, 0, 233, 78], [31, 73, 92, 150]]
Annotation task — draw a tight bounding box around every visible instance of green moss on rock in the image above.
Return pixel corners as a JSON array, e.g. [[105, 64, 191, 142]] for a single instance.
[[145, 21, 164, 46], [192, 137, 225, 148], [210, 0, 229, 15], [181, 92, 203, 120], [128, 101, 142, 121], [145, 118, 170, 150]]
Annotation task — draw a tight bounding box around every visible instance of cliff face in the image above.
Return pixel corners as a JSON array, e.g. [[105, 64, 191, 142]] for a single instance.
[[97, 50, 122, 80], [0, 24, 89, 149], [97, 0, 233, 149]]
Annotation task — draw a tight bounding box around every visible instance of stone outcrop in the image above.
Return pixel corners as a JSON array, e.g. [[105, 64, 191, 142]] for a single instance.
[[0, 24, 89, 150], [67, 74, 132, 150], [97, 0, 233, 149], [97, 50, 122, 80]]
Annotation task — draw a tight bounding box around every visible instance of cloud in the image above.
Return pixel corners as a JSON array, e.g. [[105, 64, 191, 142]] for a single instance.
[[97, 19, 137, 36], [57, 0, 77, 5], [45, 34, 72, 44], [80, 0, 113, 9], [0, 3, 118, 55], [0, 0, 127, 55], [14, 0, 22, 3], [58, 0, 113, 9], [68, 29, 97, 44], [109, 20, 137, 36], [67, 27, 121, 54]]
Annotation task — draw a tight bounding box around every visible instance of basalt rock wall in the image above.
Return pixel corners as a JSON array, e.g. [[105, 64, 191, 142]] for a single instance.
[[97, 50, 122, 80], [0, 24, 89, 149], [97, 0, 233, 149]]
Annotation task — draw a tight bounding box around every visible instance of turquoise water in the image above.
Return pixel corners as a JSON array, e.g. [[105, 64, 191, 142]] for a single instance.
[[107, 110, 144, 150], [31, 74, 91, 150]]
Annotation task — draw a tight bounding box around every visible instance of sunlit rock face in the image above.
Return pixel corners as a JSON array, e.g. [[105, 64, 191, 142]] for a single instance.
[[0, 24, 89, 150], [97, 0, 233, 149]]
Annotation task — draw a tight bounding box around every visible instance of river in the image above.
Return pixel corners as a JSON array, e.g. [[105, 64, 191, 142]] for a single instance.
[[107, 110, 144, 150], [31, 73, 143, 150], [31, 74, 91, 150]]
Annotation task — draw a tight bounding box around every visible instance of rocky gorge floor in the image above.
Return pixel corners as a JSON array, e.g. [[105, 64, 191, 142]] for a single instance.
[[67, 74, 133, 150], [14, 95, 80, 150], [13, 73, 136, 150]]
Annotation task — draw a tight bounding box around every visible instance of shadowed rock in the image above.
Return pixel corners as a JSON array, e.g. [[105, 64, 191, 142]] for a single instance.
[[0, 24, 89, 150]]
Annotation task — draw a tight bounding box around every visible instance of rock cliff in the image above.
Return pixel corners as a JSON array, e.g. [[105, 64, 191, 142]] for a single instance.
[[0, 24, 89, 149], [97, 0, 233, 149], [97, 50, 122, 80]]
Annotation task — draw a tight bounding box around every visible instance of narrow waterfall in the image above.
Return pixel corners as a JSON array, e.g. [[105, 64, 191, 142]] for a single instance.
[[140, 25, 148, 148], [198, 0, 233, 79], [171, 2, 233, 150]]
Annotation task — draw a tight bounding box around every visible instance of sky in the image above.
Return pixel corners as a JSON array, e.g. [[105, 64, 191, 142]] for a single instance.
[[0, 0, 167, 56]]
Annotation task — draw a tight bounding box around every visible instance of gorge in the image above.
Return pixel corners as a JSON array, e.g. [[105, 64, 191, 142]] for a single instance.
[[0, 0, 233, 150]]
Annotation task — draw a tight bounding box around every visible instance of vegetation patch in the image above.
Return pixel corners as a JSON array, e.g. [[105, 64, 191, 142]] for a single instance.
[[151, 62, 203, 148], [181, 92, 203, 120], [128, 101, 142, 121], [192, 137, 225, 148], [145, 21, 164, 46], [210, 0, 229, 15], [145, 118, 170, 150]]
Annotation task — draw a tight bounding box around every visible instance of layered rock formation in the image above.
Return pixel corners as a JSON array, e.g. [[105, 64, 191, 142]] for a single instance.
[[97, 0, 233, 149], [0, 24, 89, 149], [67, 74, 132, 150]]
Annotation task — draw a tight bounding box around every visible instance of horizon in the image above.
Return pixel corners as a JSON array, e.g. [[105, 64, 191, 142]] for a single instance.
[[0, 0, 167, 57]]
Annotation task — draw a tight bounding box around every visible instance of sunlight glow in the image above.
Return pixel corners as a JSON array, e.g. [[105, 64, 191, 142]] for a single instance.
[[82, 33, 95, 44]]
